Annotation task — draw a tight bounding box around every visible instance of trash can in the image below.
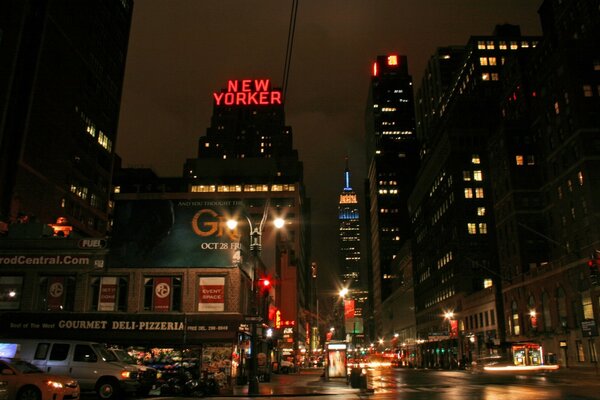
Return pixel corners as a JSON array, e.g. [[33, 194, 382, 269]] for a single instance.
[[350, 368, 362, 388]]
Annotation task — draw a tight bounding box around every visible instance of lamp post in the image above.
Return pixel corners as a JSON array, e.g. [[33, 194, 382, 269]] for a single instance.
[[228, 212, 284, 395], [444, 311, 457, 369]]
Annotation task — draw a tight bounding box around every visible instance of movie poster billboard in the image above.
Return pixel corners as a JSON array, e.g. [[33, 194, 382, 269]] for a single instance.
[[109, 199, 245, 268]]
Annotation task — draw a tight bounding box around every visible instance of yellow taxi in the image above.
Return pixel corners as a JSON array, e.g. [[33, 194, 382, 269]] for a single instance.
[[0, 358, 79, 400]]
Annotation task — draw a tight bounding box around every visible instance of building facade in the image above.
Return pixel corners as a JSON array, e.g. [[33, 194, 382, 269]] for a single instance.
[[490, 0, 600, 368], [0, 0, 133, 236], [409, 25, 540, 365]]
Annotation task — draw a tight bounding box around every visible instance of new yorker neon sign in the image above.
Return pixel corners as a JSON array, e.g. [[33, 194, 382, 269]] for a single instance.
[[213, 79, 282, 106]]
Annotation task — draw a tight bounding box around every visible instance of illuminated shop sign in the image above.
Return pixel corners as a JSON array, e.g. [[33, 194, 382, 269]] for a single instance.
[[0, 312, 241, 343], [213, 79, 282, 106], [0, 255, 102, 268]]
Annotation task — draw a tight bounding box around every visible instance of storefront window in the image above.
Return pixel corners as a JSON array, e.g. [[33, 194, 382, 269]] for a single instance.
[[511, 301, 520, 335], [576, 340, 586, 362], [144, 277, 182, 312], [90, 277, 128, 311], [557, 287, 568, 328], [0, 276, 23, 310], [542, 292, 552, 331], [38, 276, 76, 311]]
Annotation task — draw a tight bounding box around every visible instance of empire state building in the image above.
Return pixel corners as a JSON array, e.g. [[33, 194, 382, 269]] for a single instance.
[[338, 158, 361, 285]]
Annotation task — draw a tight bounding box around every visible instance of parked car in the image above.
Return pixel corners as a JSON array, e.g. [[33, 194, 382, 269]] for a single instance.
[[2, 339, 139, 399], [105, 349, 157, 395], [0, 358, 79, 400], [0, 380, 8, 400], [279, 359, 294, 374]]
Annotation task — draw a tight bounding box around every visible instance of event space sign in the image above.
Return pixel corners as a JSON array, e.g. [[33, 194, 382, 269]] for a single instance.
[[213, 79, 282, 106], [108, 200, 245, 268]]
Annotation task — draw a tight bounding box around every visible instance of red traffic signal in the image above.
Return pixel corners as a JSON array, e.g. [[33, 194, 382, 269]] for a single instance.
[[260, 278, 271, 289], [588, 251, 600, 286], [258, 277, 273, 294]]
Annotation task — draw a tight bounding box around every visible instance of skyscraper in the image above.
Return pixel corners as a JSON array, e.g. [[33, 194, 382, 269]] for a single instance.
[[339, 157, 361, 285], [409, 25, 540, 364], [364, 55, 420, 337], [0, 0, 133, 236], [184, 77, 310, 359], [338, 158, 365, 341]]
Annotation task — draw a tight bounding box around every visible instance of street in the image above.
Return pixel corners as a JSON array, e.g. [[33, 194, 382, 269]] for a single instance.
[[78, 367, 600, 400], [219, 367, 600, 400]]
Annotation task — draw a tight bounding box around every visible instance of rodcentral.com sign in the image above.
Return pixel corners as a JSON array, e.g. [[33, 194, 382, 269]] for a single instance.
[[0, 255, 91, 265]]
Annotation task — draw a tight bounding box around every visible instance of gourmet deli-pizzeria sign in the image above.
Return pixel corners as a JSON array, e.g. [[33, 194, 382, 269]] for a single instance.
[[0, 312, 241, 344], [213, 79, 282, 106]]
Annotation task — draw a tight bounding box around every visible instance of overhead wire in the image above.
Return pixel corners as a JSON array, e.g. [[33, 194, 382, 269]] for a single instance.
[[282, 0, 299, 104]]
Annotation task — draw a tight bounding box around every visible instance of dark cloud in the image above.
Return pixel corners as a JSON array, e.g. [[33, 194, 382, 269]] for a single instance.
[[117, 0, 542, 282]]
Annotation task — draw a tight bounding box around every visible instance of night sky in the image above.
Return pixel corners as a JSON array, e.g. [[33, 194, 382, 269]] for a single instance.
[[116, 0, 542, 290]]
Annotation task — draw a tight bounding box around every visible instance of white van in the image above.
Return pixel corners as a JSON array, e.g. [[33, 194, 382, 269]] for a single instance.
[[2, 339, 140, 399]]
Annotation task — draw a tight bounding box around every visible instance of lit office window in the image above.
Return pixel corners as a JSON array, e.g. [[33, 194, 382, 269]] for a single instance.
[[475, 188, 484, 198], [516, 155, 524, 166], [484, 279, 493, 288], [477, 41, 486, 49], [477, 207, 486, 216], [472, 154, 481, 164], [499, 41, 507, 50], [467, 223, 477, 234], [478, 223, 487, 234], [583, 85, 593, 97], [464, 188, 473, 199], [488, 57, 497, 66], [527, 155, 535, 165], [491, 73, 499, 81], [191, 185, 216, 192], [479, 57, 488, 66], [473, 171, 483, 181], [482, 73, 490, 81], [554, 102, 560, 114], [578, 171, 584, 186], [510, 41, 518, 50], [486, 41, 495, 49], [463, 171, 471, 181]]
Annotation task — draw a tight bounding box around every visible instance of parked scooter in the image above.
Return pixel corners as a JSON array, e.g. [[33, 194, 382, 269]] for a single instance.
[[157, 367, 219, 397]]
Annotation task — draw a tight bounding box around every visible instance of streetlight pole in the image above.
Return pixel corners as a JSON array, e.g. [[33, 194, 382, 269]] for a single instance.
[[229, 207, 284, 396]]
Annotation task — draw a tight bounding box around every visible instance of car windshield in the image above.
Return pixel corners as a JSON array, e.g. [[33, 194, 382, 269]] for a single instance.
[[112, 349, 136, 364], [6, 359, 43, 374], [93, 345, 118, 362]]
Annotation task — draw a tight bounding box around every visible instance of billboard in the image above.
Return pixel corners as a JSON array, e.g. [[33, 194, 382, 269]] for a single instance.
[[109, 199, 245, 268]]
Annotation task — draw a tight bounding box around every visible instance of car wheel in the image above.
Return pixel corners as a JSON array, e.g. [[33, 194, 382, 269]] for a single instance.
[[96, 378, 122, 400], [17, 386, 41, 400]]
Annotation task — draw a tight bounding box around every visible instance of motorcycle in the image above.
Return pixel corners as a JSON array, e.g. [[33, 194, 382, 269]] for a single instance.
[[157, 367, 219, 397]]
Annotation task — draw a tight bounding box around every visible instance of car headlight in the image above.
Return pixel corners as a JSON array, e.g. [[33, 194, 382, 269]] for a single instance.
[[120, 370, 138, 380], [45, 380, 64, 389]]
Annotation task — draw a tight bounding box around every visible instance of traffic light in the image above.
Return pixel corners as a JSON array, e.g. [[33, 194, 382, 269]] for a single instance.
[[588, 251, 600, 286], [258, 277, 272, 295]]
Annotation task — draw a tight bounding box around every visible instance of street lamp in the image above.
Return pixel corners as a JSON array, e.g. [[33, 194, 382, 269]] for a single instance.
[[227, 211, 284, 395]]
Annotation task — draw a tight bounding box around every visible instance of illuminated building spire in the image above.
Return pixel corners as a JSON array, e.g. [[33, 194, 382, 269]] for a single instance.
[[344, 155, 352, 191]]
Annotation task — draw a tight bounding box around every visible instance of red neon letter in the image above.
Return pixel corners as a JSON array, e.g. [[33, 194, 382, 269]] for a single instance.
[[235, 92, 247, 105], [241, 79, 252, 92], [254, 79, 270, 92], [213, 92, 224, 105], [271, 91, 282, 105], [227, 80, 238, 92]]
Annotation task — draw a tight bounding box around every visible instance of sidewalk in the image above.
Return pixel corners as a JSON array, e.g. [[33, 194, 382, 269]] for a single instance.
[[219, 369, 362, 397]]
